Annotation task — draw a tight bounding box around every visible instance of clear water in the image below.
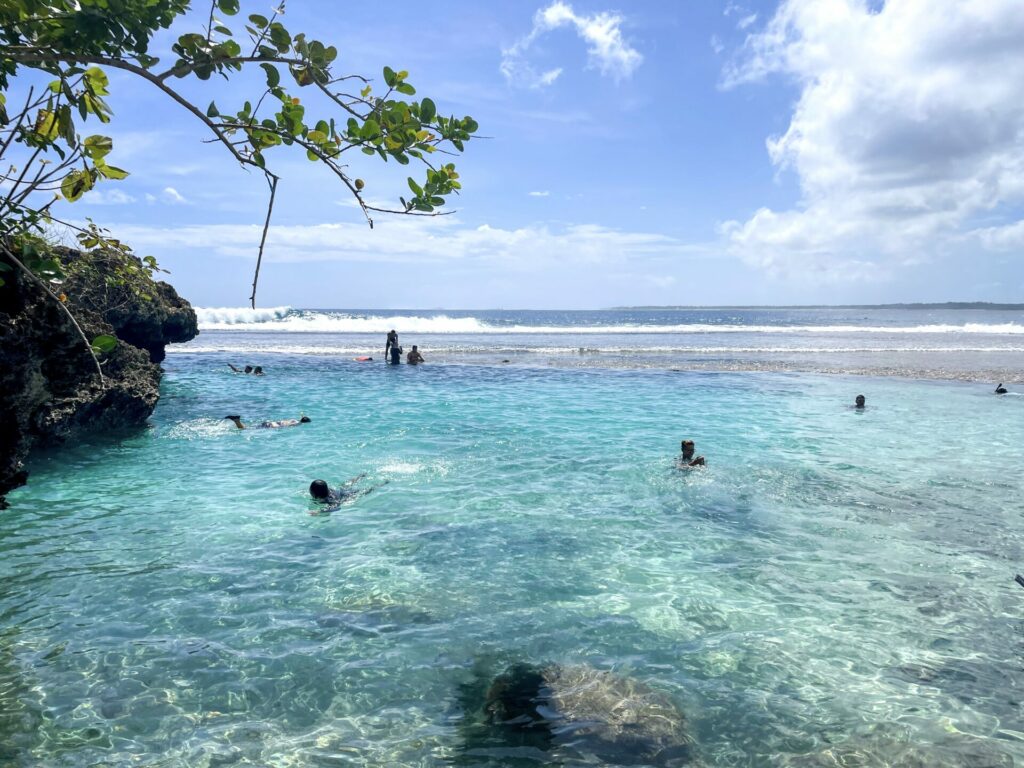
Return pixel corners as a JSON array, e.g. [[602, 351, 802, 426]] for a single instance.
[[4, 354, 1024, 766]]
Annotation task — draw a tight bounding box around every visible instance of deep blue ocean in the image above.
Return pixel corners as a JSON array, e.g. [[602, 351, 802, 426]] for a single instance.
[[3, 307, 1024, 766]]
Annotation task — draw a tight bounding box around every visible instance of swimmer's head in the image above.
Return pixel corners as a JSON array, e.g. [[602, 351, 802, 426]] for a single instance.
[[253, 366, 263, 375], [309, 479, 330, 500], [300, 415, 311, 423], [681, 439, 695, 457], [855, 395, 866, 408], [243, 365, 253, 374]]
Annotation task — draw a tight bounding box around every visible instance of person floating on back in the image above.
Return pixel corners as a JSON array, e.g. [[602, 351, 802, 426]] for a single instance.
[[224, 415, 311, 429], [308, 475, 383, 513], [995, 383, 1008, 394], [407, 345, 425, 365], [854, 394, 866, 409], [679, 439, 706, 468], [385, 329, 402, 365]]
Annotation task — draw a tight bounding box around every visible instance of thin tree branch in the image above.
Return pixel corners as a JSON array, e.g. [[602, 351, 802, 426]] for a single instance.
[[249, 172, 278, 309], [3, 50, 252, 168]]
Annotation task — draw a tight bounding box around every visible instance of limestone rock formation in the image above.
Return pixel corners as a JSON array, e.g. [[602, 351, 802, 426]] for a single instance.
[[0, 248, 197, 505]]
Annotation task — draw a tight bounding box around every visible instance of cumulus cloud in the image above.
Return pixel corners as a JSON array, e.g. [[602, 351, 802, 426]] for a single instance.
[[162, 186, 189, 204], [103, 217, 684, 270], [721, 0, 1024, 278], [502, 1, 642, 88], [80, 188, 136, 205]]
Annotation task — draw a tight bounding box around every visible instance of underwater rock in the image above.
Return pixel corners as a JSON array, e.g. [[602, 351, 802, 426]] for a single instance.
[[0, 248, 197, 505], [483, 662, 695, 766]]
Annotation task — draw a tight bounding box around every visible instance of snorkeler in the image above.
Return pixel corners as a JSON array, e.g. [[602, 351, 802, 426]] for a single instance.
[[227, 364, 264, 375], [224, 415, 311, 429], [309, 475, 384, 513], [407, 345, 425, 364], [854, 394, 866, 409], [679, 439, 706, 468], [995, 383, 1008, 394]]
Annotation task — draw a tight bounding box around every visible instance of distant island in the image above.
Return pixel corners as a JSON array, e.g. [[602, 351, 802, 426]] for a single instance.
[[611, 303, 1024, 310]]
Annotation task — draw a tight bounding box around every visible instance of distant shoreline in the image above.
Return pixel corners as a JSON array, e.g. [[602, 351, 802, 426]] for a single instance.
[[608, 303, 1024, 311]]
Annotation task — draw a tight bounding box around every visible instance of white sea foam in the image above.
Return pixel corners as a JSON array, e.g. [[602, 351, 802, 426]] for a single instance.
[[194, 308, 1024, 335], [195, 306, 293, 326], [170, 344, 1024, 355]]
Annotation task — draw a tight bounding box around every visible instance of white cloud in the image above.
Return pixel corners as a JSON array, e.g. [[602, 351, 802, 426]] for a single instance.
[[972, 220, 1024, 251], [502, 1, 642, 88], [161, 186, 189, 205], [528, 190, 551, 197], [710, 35, 725, 55], [80, 188, 136, 205], [103, 217, 687, 270], [721, 0, 1024, 279], [737, 13, 758, 30]]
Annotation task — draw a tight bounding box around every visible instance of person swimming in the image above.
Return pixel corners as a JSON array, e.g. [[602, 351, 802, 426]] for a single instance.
[[679, 439, 706, 468], [308, 474, 383, 513], [995, 383, 1008, 394], [407, 345, 424, 365], [854, 394, 866, 409], [224, 415, 311, 429], [227, 364, 264, 375]]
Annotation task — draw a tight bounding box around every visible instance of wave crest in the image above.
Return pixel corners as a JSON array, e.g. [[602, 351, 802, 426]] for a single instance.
[[193, 308, 1024, 335]]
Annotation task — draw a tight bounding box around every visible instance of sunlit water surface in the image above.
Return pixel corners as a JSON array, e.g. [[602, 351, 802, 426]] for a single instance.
[[3, 357, 1024, 766]]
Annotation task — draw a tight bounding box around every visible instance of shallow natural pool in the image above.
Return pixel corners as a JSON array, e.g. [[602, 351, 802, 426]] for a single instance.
[[3, 358, 1024, 766]]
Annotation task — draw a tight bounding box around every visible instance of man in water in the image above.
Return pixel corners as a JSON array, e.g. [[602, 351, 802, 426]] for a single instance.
[[995, 383, 1008, 394], [385, 330, 402, 364], [224, 415, 311, 429], [679, 439, 705, 467], [407, 345, 425, 364], [228, 364, 254, 374], [309, 475, 383, 513], [854, 394, 866, 409]]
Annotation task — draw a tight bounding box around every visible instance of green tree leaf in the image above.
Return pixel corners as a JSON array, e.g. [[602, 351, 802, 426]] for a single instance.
[[419, 98, 436, 123], [90, 334, 117, 354]]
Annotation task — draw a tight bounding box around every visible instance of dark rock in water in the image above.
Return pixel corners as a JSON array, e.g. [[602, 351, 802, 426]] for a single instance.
[[482, 663, 695, 766], [0, 247, 197, 505]]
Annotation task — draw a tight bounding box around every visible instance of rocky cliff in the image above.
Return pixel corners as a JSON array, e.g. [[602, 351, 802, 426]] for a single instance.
[[0, 248, 197, 506]]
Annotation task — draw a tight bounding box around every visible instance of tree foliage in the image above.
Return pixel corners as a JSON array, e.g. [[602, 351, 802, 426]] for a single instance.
[[0, 0, 479, 325]]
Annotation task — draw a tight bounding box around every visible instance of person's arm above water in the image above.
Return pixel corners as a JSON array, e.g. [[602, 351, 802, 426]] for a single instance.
[[228, 363, 241, 372]]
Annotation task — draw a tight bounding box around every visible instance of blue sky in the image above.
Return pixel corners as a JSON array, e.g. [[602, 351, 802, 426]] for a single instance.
[[31, 0, 1024, 308]]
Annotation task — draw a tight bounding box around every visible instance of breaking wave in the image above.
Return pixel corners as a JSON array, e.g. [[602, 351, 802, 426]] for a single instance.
[[194, 307, 1024, 335]]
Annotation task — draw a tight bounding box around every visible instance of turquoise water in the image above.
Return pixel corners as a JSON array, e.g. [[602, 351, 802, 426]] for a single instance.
[[4, 356, 1024, 766]]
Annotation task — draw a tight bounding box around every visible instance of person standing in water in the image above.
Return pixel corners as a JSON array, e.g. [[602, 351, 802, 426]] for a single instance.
[[407, 345, 425, 365], [854, 394, 866, 409], [385, 329, 402, 365]]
